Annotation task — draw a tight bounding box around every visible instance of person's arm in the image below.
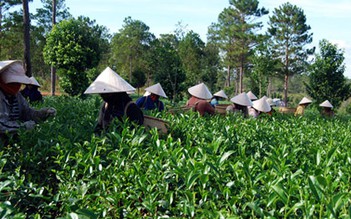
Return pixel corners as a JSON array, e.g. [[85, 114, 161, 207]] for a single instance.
[[0, 105, 35, 134], [18, 94, 55, 122], [126, 103, 144, 125], [206, 102, 215, 115], [159, 101, 164, 111], [135, 96, 146, 108]]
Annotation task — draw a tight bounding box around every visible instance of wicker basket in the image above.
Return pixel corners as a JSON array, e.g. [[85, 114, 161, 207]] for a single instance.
[[143, 115, 168, 134], [278, 107, 296, 114], [168, 106, 191, 114], [215, 104, 230, 115]]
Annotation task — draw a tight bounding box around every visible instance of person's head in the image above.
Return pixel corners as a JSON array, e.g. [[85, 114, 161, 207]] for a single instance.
[[84, 67, 136, 97], [298, 97, 312, 107], [100, 92, 129, 103], [150, 93, 160, 101], [0, 60, 31, 95], [213, 90, 228, 101], [145, 83, 167, 100], [188, 83, 212, 100]]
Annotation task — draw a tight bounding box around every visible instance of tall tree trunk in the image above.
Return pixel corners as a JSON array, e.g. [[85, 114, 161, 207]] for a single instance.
[[226, 65, 230, 87], [284, 45, 289, 106], [284, 74, 288, 106], [129, 55, 132, 82], [51, 0, 57, 96], [0, 5, 3, 58], [23, 0, 31, 77], [267, 76, 272, 97], [239, 66, 243, 93]]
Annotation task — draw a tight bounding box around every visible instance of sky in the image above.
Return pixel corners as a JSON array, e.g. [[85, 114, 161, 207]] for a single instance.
[[30, 0, 351, 78]]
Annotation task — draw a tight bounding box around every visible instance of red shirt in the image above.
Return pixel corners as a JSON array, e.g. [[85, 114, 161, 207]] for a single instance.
[[186, 96, 215, 116]]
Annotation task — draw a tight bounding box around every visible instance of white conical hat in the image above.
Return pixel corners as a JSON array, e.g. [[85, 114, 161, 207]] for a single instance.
[[0, 60, 31, 84], [84, 67, 135, 94], [253, 96, 271, 112], [266, 97, 274, 106], [145, 83, 167, 98], [230, 92, 253, 106], [247, 91, 258, 100], [319, 100, 333, 108], [299, 97, 312, 105], [188, 83, 212, 100], [29, 76, 41, 87], [143, 91, 151, 96], [213, 90, 228, 99]]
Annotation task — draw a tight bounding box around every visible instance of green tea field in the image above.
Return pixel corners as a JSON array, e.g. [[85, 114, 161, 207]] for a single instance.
[[1, 96, 351, 218]]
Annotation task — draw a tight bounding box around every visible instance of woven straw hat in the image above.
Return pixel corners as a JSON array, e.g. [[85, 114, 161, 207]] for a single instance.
[[0, 60, 31, 84], [29, 76, 41, 87], [145, 83, 167, 98], [188, 83, 212, 100], [213, 90, 228, 99], [230, 92, 253, 106], [299, 97, 312, 105], [253, 96, 271, 112], [319, 100, 333, 108], [247, 91, 258, 100], [84, 67, 135, 94]]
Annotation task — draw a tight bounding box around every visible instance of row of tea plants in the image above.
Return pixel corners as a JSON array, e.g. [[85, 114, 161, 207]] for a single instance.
[[1, 95, 351, 218]]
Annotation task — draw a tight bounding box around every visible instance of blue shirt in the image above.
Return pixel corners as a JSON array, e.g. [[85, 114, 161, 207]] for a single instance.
[[136, 96, 164, 111], [210, 98, 219, 107]]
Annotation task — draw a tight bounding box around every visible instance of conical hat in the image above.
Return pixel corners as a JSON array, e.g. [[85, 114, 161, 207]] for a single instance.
[[145, 83, 167, 98], [188, 83, 212, 100], [230, 92, 253, 106], [319, 100, 333, 108], [247, 91, 258, 100], [253, 96, 271, 112], [0, 60, 31, 84], [143, 91, 151, 96], [299, 97, 312, 105], [266, 97, 274, 106], [84, 67, 135, 94], [29, 76, 41, 87], [213, 90, 228, 99]]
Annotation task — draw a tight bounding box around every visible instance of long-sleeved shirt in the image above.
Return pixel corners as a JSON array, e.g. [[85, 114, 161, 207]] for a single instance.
[[186, 96, 215, 116], [136, 96, 164, 111], [0, 90, 49, 134], [96, 99, 144, 132]]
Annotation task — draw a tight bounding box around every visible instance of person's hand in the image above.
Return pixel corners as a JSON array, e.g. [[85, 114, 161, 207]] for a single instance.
[[46, 107, 56, 117], [23, 120, 36, 130]]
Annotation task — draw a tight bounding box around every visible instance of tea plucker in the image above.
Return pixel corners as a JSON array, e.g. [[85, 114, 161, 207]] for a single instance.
[[0, 60, 56, 137], [226, 92, 253, 117], [136, 83, 167, 111], [210, 90, 228, 107], [84, 67, 143, 132], [247, 91, 258, 101], [319, 100, 334, 117], [249, 96, 271, 118], [20, 76, 43, 103], [186, 83, 215, 116], [294, 97, 312, 116]]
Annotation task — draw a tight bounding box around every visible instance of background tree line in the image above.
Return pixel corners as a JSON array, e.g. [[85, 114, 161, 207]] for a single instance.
[[0, 0, 349, 107]]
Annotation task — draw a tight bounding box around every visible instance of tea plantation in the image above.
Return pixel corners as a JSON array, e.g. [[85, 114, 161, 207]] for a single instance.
[[1, 96, 351, 218]]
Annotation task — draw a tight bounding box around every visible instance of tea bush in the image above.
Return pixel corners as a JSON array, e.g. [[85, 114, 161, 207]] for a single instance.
[[1, 96, 351, 218]]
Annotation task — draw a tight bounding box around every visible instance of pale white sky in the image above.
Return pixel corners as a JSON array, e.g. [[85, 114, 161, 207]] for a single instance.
[[30, 0, 351, 78]]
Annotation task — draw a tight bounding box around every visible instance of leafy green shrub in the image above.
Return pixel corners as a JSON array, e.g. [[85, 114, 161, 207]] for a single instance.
[[1, 96, 351, 218]]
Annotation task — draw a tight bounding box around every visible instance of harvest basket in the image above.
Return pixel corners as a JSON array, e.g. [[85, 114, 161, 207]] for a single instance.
[[278, 107, 296, 114], [215, 104, 230, 115], [143, 115, 169, 134], [168, 106, 191, 114]]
